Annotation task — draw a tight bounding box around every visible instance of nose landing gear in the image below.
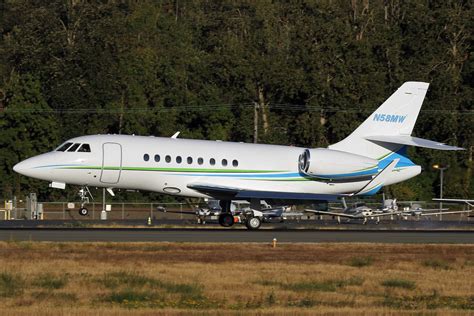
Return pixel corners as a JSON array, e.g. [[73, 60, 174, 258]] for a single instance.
[[78, 207, 89, 216], [78, 186, 93, 216]]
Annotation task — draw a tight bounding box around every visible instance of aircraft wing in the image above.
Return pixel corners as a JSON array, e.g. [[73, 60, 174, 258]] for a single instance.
[[419, 210, 472, 216], [281, 211, 305, 217], [415, 208, 449, 212], [305, 209, 402, 218], [187, 183, 344, 201], [156, 208, 198, 215], [367, 211, 402, 218], [433, 198, 474, 207], [303, 209, 359, 219]]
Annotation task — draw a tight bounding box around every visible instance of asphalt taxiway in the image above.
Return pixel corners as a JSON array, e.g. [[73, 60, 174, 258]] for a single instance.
[[0, 228, 472, 243]]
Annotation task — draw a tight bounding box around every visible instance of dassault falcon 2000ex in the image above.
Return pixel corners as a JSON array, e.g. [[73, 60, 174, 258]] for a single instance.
[[14, 82, 462, 229]]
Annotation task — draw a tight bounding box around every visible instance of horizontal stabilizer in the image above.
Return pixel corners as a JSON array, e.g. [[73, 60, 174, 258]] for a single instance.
[[365, 135, 464, 151]]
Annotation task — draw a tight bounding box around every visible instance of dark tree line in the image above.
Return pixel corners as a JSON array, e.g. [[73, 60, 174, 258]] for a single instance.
[[0, 0, 472, 201]]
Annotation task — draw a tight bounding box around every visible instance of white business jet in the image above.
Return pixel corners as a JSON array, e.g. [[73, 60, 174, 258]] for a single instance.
[[13, 82, 462, 229]]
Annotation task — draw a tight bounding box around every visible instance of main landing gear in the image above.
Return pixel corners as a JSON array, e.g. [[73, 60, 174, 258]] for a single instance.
[[218, 213, 234, 227], [218, 200, 263, 230], [78, 186, 93, 216], [218, 201, 234, 227]]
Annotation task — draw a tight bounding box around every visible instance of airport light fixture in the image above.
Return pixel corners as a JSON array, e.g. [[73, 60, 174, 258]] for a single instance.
[[432, 164, 449, 221]]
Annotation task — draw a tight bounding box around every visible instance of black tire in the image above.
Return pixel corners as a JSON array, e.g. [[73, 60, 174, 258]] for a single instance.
[[78, 207, 89, 216], [218, 213, 234, 227], [246, 216, 261, 230]]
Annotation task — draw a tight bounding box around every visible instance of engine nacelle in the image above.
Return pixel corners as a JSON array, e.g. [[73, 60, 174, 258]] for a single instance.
[[298, 148, 379, 180]]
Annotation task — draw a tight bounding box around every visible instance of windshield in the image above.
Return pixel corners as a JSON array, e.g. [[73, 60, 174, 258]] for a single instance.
[[77, 144, 91, 152], [56, 142, 73, 152]]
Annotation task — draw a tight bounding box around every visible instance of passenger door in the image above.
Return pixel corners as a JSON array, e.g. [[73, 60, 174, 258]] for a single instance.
[[100, 142, 122, 184]]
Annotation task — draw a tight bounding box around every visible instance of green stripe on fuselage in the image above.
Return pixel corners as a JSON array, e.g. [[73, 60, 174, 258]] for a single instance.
[[63, 166, 285, 174]]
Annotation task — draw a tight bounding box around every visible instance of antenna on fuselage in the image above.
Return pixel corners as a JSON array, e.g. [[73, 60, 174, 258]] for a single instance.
[[171, 131, 180, 139]]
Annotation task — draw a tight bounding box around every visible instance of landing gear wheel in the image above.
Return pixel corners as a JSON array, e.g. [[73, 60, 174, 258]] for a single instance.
[[78, 207, 89, 216], [218, 213, 234, 227], [246, 217, 261, 230]]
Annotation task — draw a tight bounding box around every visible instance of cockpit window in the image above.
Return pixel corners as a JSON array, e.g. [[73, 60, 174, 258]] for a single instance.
[[56, 142, 73, 152], [77, 144, 91, 152], [67, 143, 81, 152]]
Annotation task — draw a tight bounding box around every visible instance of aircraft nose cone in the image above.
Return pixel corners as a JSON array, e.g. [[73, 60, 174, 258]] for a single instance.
[[13, 161, 25, 174], [13, 158, 39, 177], [12, 154, 57, 180]]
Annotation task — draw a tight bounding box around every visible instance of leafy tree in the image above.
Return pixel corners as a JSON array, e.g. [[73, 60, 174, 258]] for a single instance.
[[0, 73, 59, 198]]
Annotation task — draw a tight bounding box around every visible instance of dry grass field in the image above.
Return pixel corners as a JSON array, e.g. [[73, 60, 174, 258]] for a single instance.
[[0, 241, 472, 315]]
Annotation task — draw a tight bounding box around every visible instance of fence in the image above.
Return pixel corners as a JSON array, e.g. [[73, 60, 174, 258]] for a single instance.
[[14, 202, 190, 220], [2, 199, 470, 221]]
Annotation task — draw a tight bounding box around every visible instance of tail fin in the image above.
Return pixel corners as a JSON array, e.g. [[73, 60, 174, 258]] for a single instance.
[[329, 82, 429, 159]]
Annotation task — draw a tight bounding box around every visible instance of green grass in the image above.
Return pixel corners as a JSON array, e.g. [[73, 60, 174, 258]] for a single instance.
[[159, 282, 202, 297], [290, 298, 318, 308], [382, 292, 474, 310], [100, 271, 159, 289], [381, 278, 416, 290], [7, 240, 34, 249], [0, 272, 24, 297], [33, 291, 77, 302], [103, 288, 163, 308], [422, 259, 452, 270], [99, 271, 204, 306], [265, 291, 276, 305], [287, 298, 356, 308], [347, 256, 374, 267], [105, 288, 158, 304], [254, 280, 280, 286], [283, 277, 364, 292], [32, 273, 68, 290]]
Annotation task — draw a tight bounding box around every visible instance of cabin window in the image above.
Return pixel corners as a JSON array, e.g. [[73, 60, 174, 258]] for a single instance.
[[67, 143, 81, 152], [222, 159, 228, 167], [56, 142, 73, 152], [232, 160, 238, 167], [187, 157, 193, 164], [198, 157, 204, 165], [77, 144, 91, 152], [143, 154, 150, 161], [165, 155, 171, 163], [210, 158, 216, 166], [154, 154, 160, 162], [176, 156, 182, 164]]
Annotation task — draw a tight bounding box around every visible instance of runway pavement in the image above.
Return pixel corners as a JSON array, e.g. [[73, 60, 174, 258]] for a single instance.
[[0, 228, 472, 243]]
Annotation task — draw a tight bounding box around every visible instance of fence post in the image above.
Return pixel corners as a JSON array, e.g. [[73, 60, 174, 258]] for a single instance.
[[180, 203, 183, 219], [63, 202, 65, 220], [122, 203, 124, 220], [92, 203, 95, 220]]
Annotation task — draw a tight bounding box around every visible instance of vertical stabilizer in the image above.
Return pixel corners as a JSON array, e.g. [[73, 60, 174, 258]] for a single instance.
[[329, 82, 429, 159]]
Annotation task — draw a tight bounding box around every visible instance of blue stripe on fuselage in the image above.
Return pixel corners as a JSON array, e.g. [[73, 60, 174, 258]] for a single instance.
[[378, 146, 416, 169]]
